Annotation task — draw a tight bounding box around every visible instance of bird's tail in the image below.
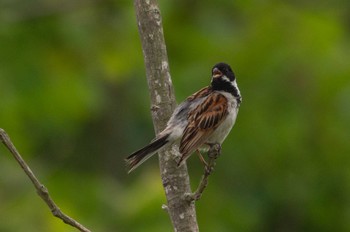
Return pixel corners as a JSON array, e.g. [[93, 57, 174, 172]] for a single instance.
[[125, 134, 170, 173]]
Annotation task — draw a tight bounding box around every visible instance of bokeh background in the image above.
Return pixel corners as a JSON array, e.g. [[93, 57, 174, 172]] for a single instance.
[[1, 0, 350, 231]]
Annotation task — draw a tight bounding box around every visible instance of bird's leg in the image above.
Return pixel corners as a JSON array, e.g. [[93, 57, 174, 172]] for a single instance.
[[185, 143, 222, 202], [196, 149, 208, 167], [203, 143, 221, 173]]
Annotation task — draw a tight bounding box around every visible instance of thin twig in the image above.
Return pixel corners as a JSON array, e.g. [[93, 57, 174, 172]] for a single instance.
[[0, 128, 91, 232], [186, 144, 221, 202]]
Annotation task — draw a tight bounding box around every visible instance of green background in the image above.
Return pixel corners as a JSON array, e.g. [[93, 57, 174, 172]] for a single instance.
[[1, 0, 350, 231]]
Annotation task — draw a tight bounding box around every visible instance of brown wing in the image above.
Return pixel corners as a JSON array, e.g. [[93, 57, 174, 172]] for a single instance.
[[178, 93, 228, 165], [186, 86, 211, 101]]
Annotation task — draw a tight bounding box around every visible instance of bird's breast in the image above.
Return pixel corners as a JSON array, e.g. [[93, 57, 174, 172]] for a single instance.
[[207, 92, 239, 144]]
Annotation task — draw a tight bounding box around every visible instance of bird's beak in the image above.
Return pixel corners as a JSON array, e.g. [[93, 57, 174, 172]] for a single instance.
[[212, 68, 222, 78]]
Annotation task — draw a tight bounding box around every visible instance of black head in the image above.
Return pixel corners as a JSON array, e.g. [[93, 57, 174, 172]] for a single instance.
[[210, 62, 240, 98], [211, 62, 235, 82]]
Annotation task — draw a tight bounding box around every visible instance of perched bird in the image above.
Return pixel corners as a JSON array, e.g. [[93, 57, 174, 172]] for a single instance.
[[125, 62, 241, 173]]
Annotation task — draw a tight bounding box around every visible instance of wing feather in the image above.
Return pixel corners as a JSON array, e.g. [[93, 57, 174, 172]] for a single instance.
[[178, 93, 229, 165], [186, 86, 211, 101]]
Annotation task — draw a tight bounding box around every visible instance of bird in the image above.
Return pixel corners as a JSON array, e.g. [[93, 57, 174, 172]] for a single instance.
[[125, 62, 241, 173]]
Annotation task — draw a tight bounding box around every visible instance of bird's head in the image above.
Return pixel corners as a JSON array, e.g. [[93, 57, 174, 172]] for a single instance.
[[211, 62, 235, 83]]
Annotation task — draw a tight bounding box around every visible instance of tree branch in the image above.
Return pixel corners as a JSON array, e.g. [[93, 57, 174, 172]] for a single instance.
[[186, 144, 221, 202], [134, 0, 199, 231], [0, 128, 91, 232]]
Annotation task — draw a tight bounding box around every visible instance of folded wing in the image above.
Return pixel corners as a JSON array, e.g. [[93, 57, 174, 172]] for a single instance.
[[178, 93, 228, 165]]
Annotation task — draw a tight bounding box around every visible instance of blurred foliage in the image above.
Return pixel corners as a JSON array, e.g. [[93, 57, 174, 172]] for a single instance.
[[1, 0, 350, 231]]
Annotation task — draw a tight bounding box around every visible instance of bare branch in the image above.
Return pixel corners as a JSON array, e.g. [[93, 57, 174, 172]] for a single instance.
[[134, 0, 199, 231], [186, 144, 221, 202], [0, 128, 91, 232]]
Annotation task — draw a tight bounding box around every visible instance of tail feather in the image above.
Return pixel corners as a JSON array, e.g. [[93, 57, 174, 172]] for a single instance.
[[125, 134, 169, 173]]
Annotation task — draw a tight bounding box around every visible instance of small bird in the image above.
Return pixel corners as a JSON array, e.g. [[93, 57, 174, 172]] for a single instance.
[[125, 62, 241, 173]]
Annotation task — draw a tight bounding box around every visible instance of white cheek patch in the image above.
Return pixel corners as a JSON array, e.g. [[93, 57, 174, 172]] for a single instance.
[[221, 75, 230, 82], [232, 80, 241, 96]]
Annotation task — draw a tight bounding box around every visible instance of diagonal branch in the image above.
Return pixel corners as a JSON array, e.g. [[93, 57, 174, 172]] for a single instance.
[[186, 144, 221, 202], [0, 128, 91, 232]]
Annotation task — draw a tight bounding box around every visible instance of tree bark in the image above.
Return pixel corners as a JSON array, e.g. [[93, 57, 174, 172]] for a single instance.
[[134, 0, 199, 231]]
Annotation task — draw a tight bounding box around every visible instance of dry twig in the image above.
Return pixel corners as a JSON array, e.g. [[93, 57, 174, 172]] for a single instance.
[[0, 128, 91, 232], [186, 144, 221, 202]]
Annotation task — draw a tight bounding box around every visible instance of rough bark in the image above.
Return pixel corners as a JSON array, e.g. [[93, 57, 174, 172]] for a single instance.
[[134, 0, 199, 231]]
